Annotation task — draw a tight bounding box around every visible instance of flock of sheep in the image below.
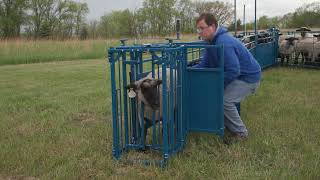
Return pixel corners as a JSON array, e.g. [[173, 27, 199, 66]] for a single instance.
[[238, 27, 320, 66], [278, 27, 320, 65]]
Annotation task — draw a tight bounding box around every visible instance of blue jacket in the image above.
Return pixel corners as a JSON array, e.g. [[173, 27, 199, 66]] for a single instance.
[[194, 27, 261, 88]]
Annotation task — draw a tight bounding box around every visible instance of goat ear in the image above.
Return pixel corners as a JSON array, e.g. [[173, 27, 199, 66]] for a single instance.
[[156, 80, 162, 85], [126, 83, 137, 90]]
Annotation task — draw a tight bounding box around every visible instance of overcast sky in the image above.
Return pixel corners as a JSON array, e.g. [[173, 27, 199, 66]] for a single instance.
[[82, 0, 318, 22]]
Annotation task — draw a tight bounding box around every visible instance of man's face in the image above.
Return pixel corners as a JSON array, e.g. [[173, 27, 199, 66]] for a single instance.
[[196, 19, 216, 41]]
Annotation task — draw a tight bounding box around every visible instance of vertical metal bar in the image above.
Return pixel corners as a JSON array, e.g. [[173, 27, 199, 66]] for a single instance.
[[254, 0, 257, 47], [110, 50, 120, 159], [129, 98, 132, 143], [122, 52, 129, 150], [219, 44, 225, 138], [139, 50, 145, 147], [130, 51, 137, 143], [155, 61, 161, 146], [162, 63, 169, 161], [243, 4, 246, 35], [118, 52, 123, 149], [192, 48, 194, 61], [272, 29, 277, 65], [135, 51, 139, 80], [177, 50, 182, 148], [152, 109, 156, 147], [182, 47, 188, 140], [140, 102, 145, 147], [234, 0, 237, 36], [139, 51, 143, 77], [169, 53, 175, 150], [135, 51, 141, 144], [151, 52, 158, 147]]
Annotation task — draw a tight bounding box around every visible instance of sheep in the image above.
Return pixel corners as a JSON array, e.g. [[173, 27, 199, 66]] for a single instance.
[[295, 37, 314, 64], [278, 37, 298, 65], [312, 34, 320, 62], [126, 68, 176, 145], [294, 27, 312, 64]]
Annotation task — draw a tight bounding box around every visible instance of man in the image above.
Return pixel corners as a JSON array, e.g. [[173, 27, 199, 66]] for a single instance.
[[193, 13, 261, 140]]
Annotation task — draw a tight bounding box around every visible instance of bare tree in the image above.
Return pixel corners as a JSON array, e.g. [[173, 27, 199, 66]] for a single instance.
[[194, 1, 233, 26]]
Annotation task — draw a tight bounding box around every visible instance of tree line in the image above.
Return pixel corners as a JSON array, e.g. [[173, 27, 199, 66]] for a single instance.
[[0, 0, 88, 39], [0, 0, 319, 40], [94, 0, 235, 39]]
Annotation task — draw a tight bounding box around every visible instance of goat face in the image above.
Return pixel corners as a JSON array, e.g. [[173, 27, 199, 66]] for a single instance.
[[140, 79, 162, 110], [126, 78, 162, 110]]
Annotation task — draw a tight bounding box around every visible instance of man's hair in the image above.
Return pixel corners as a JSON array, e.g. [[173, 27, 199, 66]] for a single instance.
[[196, 13, 218, 27]]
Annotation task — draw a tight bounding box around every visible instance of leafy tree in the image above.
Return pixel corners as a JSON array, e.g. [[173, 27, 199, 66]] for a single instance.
[[0, 0, 28, 38], [290, 2, 320, 28], [26, 0, 88, 39], [74, 2, 89, 36], [228, 19, 242, 31], [79, 25, 88, 40], [257, 15, 269, 29], [98, 9, 135, 38], [175, 0, 195, 33], [142, 0, 177, 36], [87, 20, 98, 39]]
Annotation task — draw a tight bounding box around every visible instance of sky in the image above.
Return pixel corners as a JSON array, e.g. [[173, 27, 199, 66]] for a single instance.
[[81, 0, 318, 22]]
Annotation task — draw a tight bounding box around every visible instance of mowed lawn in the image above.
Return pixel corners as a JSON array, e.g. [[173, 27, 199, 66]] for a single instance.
[[0, 60, 319, 179]]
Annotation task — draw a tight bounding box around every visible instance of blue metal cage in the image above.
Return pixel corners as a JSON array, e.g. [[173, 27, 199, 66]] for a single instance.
[[108, 29, 279, 166]]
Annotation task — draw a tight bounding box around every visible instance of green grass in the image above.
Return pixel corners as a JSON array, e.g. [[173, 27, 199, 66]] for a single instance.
[[0, 61, 319, 179], [0, 35, 199, 66], [0, 39, 118, 66]]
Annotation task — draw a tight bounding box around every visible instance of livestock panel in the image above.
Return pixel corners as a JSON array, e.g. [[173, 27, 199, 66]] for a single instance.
[[186, 68, 224, 136], [255, 41, 277, 69], [108, 44, 186, 166], [108, 42, 226, 166], [183, 44, 224, 137]]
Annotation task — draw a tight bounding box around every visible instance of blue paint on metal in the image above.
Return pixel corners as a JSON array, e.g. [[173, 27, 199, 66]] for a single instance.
[[109, 50, 120, 160]]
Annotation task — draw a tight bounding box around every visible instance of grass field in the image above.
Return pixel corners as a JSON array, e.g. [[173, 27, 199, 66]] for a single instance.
[[0, 59, 319, 179], [0, 36, 199, 66]]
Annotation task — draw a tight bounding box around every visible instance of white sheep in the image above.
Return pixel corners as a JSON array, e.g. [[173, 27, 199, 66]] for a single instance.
[[294, 27, 313, 64], [278, 37, 298, 65], [312, 34, 320, 62], [294, 37, 314, 64]]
